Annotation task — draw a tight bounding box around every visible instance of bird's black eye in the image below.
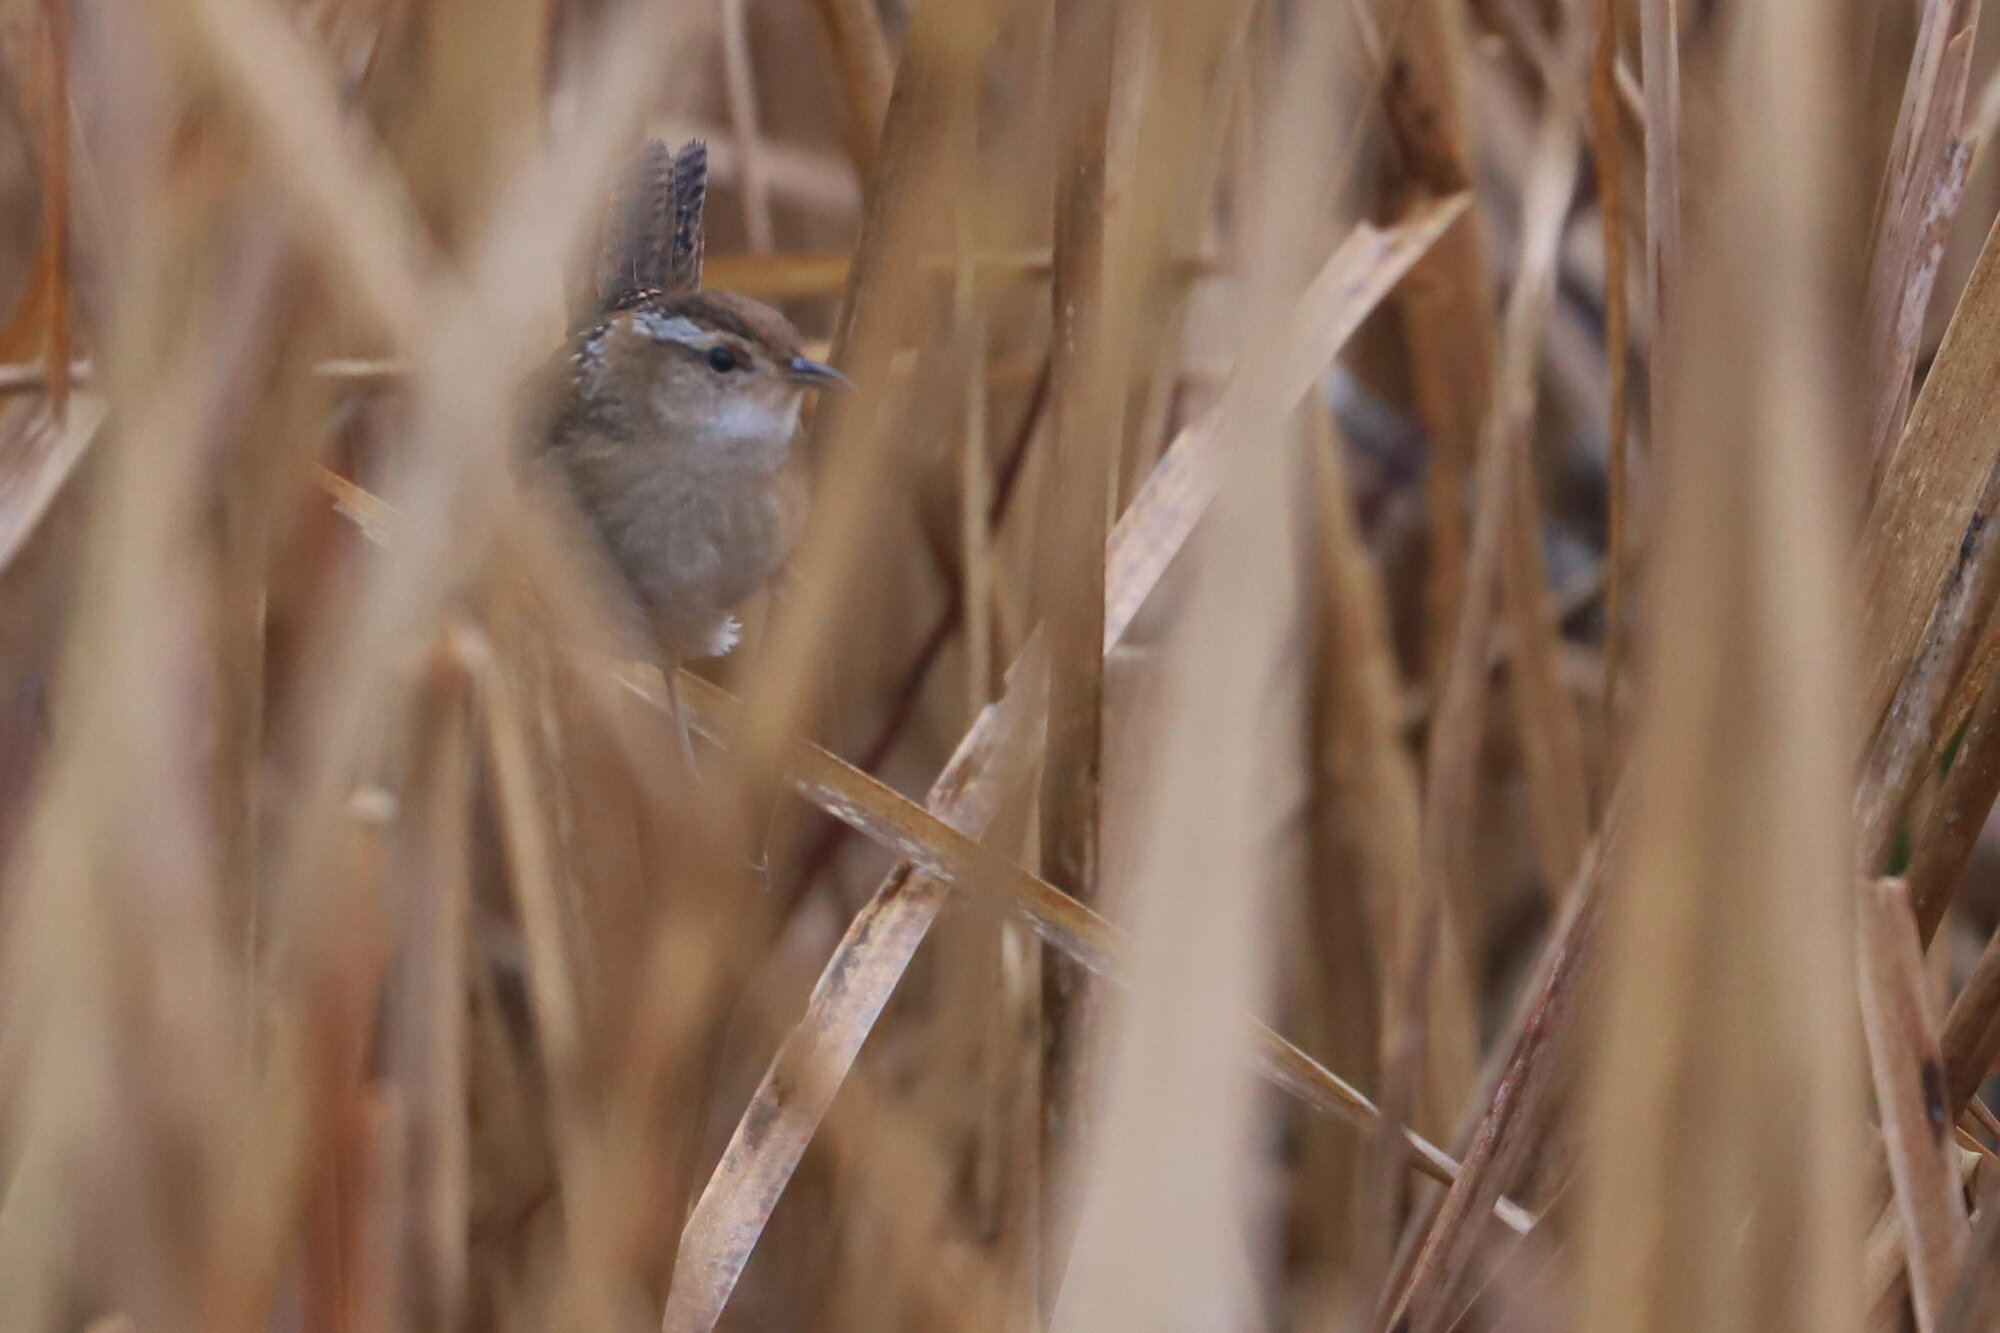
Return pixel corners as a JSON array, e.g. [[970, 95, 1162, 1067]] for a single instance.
[[707, 345, 741, 374]]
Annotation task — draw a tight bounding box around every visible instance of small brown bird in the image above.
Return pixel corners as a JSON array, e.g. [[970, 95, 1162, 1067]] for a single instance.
[[534, 141, 839, 741]]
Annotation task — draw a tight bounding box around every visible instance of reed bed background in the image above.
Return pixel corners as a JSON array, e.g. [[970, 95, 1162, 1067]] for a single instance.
[[0, 0, 1997, 1329]]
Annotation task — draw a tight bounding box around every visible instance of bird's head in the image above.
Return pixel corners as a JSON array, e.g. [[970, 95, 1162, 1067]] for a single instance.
[[571, 288, 844, 472]]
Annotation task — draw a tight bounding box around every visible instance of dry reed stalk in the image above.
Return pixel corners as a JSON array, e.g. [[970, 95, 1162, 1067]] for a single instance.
[[802, 0, 892, 179], [1031, 3, 1114, 1275], [1503, 467, 1591, 886], [1637, 0, 1679, 446], [1496, 109, 1591, 900], [705, 250, 852, 296], [1382, 0, 1497, 688], [381, 654, 473, 1333], [0, 356, 87, 392], [1400, 101, 1580, 1202], [731, 0, 990, 811], [1307, 388, 1476, 1161], [952, 74, 992, 723], [1862, 0, 1979, 488], [1372, 48, 1588, 1323], [1037, 0, 1257, 1283], [33, 0, 60, 418], [189, 0, 429, 348], [459, 627, 584, 1108], [1857, 877, 1970, 1333], [718, 0, 775, 254], [1360, 96, 1582, 1333], [0, 75, 292, 1318], [1580, 0, 1866, 1329], [1593, 0, 1631, 766], [299, 832, 397, 1333], [360, 0, 545, 257], [1384, 805, 1619, 1332], [1046, 4, 1341, 1323], [1294, 476, 1392, 1285]]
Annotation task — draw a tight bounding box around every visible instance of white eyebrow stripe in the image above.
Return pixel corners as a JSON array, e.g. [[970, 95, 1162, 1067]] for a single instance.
[[632, 309, 712, 347]]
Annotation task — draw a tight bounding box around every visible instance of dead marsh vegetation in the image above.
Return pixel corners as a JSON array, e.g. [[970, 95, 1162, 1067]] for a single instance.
[[0, 0, 1997, 1331]]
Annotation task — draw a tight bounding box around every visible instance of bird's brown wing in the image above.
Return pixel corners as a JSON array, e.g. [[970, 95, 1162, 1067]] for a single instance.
[[666, 139, 707, 293], [595, 138, 706, 311]]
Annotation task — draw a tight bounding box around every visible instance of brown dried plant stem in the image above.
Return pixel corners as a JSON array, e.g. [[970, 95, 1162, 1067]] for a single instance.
[[1387, 812, 1618, 1333], [952, 72, 990, 724], [1592, 0, 1630, 763], [1049, 0, 1257, 1294], [719, 0, 775, 254], [1857, 878, 1970, 1333], [383, 655, 474, 1333], [1638, 0, 1680, 451], [1582, 0, 1866, 1326], [1862, 0, 1979, 489], [1045, 0, 1326, 1307], [733, 0, 992, 817], [36, 0, 65, 418], [803, 0, 893, 180], [1381, 96, 1583, 1333], [1384, 0, 1497, 703], [1033, 11, 1113, 1285]]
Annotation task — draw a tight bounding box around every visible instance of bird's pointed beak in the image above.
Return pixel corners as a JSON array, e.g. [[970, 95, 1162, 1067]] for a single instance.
[[787, 355, 849, 388]]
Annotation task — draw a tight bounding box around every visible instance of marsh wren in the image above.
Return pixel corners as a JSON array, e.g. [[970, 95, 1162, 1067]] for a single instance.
[[535, 141, 840, 698]]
